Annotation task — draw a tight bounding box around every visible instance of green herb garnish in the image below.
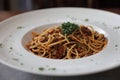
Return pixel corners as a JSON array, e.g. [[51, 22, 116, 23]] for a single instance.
[[61, 22, 78, 35], [48, 68, 56, 71], [20, 63, 24, 65], [113, 26, 120, 29], [102, 23, 107, 26], [84, 19, 89, 21], [20, 54, 23, 56], [12, 58, 19, 61], [0, 43, 2, 48], [17, 26, 23, 29], [115, 44, 118, 47], [10, 47, 13, 50], [38, 67, 45, 71]]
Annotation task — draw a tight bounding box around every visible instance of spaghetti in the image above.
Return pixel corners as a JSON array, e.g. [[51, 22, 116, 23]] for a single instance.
[[26, 22, 108, 59]]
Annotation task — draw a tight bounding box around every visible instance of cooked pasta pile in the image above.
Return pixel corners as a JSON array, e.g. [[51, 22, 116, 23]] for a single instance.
[[26, 22, 108, 59]]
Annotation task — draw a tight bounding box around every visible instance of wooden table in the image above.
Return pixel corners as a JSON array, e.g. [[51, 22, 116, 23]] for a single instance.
[[0, 11, 24, 22], [0, 8, 120, 22], [102, 8, 120, 14]]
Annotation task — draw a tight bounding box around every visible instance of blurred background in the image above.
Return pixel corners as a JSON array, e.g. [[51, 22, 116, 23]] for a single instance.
[[0, 0, 120, 11], [0, 0, 120, 21]]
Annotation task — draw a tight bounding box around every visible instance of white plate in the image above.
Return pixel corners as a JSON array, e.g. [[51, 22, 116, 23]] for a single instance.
[[0, 8, 120, 76]]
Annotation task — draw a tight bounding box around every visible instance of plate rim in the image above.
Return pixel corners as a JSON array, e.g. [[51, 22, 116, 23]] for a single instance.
[[0, 7, 120, 76]]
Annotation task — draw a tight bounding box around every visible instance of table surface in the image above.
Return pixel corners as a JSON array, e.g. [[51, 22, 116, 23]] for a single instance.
[[0, 8, 120, 80]]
